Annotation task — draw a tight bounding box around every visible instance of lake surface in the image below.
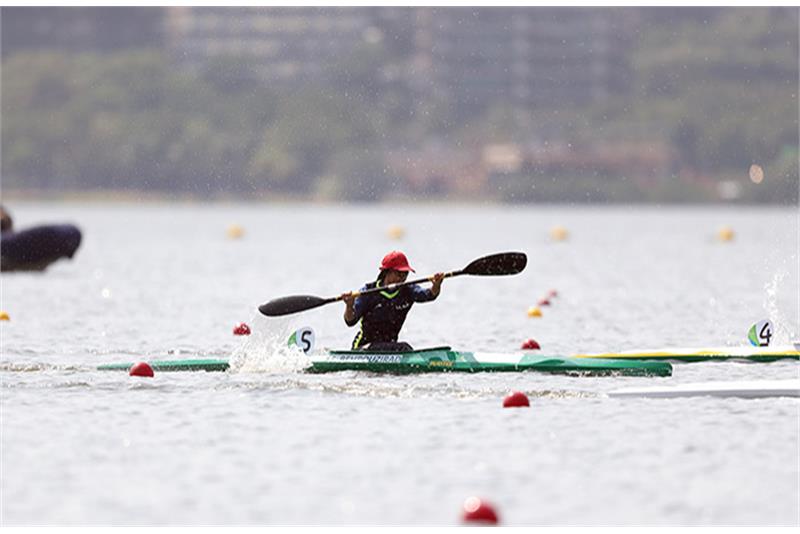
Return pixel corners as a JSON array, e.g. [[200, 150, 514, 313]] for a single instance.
[[2, 202, 799, 526]]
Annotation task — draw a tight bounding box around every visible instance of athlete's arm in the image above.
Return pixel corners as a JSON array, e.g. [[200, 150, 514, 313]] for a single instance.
[[411, 272, 444, 302], [342, 292, 357, 326], [343, 286, 371, 326]]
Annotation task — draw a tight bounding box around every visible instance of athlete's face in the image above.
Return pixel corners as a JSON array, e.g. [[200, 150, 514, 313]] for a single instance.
[[384, 270, 409, 284]]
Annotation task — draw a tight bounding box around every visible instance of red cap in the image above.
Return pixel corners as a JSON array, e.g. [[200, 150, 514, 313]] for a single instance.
[[380, 251, 415, 272]]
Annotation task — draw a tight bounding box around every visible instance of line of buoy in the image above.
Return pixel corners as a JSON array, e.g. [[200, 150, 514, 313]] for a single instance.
[[460, 391, 536, 523], [528, 288, 559, 318], [524, 288, 559, 348], [548, 222, 737, 244]]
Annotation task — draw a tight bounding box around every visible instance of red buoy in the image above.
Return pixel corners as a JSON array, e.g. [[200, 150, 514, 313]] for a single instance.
[[548, 289, 558, 298], [537, 298, 551, 306], [503, 391, 530, 408], [520, 339, 541, 350], [233, 323, 251, 336], [462, 497, 499, 525], [129, 362, 154, 377]]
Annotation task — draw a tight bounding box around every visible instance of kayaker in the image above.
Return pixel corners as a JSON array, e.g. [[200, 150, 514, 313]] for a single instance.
[[342, 251, 444, 351]]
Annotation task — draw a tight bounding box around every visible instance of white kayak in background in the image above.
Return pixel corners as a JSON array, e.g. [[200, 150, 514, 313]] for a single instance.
[[608, 379, 800, 399]]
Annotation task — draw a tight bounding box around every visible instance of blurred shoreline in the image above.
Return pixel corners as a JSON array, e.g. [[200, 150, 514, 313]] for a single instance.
[[3, 188, 797, 207]]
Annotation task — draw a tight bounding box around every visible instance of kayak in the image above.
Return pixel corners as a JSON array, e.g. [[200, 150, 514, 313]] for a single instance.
[[310, 347, 672, 375], [1, 224, 82, 272], [97, 346, 673, 376], [609, 379, 800, 399], [574, 345, 799, 362]]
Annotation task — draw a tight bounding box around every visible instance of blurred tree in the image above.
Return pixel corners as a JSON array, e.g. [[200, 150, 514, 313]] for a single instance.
[[248, 89, 380, 193], [202, 55, 262, 95], [319, 147, 394, 202]]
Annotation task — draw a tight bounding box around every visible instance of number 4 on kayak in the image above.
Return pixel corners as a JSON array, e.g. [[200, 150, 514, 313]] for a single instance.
[[748, 319, 773, 347]]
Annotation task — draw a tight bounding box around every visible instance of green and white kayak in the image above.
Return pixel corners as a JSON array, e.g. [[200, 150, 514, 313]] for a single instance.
[[97, 346, 672, 376], [573, 345, 800, 362]]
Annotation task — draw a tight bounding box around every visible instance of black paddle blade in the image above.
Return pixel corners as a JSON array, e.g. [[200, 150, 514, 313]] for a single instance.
[[258, 295, 330, 317], [462, 252, 527, 276]]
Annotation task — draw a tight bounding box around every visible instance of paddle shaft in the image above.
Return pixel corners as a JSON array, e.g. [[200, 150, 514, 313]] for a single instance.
[[262, 273, 454, 314], [341, 269, 460, 301], [258, 252, 526, 316]]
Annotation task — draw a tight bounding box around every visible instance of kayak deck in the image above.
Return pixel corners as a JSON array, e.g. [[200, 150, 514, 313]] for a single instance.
[[312, 347, 672, 376], [97, 347, 672, 377]]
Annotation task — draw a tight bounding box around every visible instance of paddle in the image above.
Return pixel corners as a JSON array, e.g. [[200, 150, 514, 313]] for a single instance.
[[258, 251, 527, 317]]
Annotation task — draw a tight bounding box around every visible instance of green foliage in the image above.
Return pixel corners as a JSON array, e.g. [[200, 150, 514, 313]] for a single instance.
[[248, 89, 381, 194], [1, 50, 383, 200], [630, 8, 798, 178]]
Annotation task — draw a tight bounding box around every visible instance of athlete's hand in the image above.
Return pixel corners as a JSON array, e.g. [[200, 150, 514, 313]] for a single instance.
[[341, 292, 356, 307], [342, 292, 357, 325], [430, 272, 444, 296]]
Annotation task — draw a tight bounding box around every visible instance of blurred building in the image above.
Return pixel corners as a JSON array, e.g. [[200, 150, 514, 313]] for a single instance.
[[164, 7, 385, 86], [1, 7, 164, 56], [163, 7, 636, 111], [411, 8, 635, 114]]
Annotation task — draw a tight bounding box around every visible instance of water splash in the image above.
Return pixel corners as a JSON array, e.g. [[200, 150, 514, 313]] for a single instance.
[[763, 271, 793, 343], [227, 314, 312, 374]]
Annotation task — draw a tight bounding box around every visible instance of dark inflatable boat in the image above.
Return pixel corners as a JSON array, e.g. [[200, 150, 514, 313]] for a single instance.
[[1, 224, 82, 272]]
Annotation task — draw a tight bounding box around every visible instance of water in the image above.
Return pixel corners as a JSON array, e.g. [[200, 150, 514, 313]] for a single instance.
[[1, 202, 799, 526]]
